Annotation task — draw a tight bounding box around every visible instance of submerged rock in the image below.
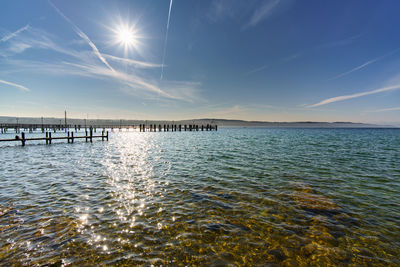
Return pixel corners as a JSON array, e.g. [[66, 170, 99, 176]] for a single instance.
[[292, 191, 339, 212]]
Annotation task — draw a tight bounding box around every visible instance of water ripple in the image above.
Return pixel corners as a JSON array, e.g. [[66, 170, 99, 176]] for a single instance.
[[0, 128, 399, 265]]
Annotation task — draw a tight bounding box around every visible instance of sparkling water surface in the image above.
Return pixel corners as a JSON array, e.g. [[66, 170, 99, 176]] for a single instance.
[[0, 128, 399, 265]]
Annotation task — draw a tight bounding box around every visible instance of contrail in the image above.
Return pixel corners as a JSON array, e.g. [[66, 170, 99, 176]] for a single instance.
[[0, 79, 30, 91], [48, 0, 115, 72], [308, 85, 400, 107], [328, 48, 400, 80], [160, 0, 173, 80], [0, 24, 30, 42]]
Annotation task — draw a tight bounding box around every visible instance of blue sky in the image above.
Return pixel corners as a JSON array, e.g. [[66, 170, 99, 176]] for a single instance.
[[1, 0, 400, 124]]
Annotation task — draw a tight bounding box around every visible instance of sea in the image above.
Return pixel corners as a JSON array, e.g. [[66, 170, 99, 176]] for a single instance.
[[0, 128, 399, 265]]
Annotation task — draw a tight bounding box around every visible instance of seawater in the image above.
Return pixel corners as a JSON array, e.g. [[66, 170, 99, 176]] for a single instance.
[[0, 128, 399, 265]]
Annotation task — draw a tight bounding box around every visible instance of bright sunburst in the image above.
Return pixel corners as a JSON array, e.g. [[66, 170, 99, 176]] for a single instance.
[[110, 23, 141, 56], [117, 27, 135, 46]]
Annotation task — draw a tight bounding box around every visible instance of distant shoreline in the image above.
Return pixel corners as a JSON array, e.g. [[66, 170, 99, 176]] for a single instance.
[[0, 116, 397, 128]]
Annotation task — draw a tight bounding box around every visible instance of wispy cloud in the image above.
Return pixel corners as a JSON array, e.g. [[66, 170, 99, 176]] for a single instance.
[[0, 24, 30, 42], [308, 85, 400, 107], [207, 0, 242, 23], [1, 9, 201, 102], [160, 80, 203, 103], [102, 54, 163, 68], [372, 107, 400, 112], [244, 64, 269, 76], [48, 0, 115, 72], [281, 52, 301, 62], [0, 79, 30, 91], [328, 48, 400, 80], [61, 62, 177, 99], [319, 33, 364, 49], [243, 0, 281, 29]]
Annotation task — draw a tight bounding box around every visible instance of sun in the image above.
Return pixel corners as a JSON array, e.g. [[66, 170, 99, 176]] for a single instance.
[[117, 27, 135, 46], [111, 23, 141, 56]]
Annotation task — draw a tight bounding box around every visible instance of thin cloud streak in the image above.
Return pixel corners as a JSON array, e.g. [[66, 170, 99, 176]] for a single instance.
[[0, 24, 30, 42], [0, 79, 30, 91], [243, 0, 281, 29], [372, 107, 400, 112], [48, 0, 115, 72], [329, 59, 380, 80], [319, 33, 364, 49], [61, 62, 177, 99], [244, 64, 269, 76], [103, 54, 163, 68], [329, 48, 400, 80], [161, 0, 173, 80], [308, 85, 400, 107]]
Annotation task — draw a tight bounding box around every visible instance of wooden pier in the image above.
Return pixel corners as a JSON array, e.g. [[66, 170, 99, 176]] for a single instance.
[[0, 130, 109, 146], [0, 123, 217, 134], [0, 123, 218, 146]]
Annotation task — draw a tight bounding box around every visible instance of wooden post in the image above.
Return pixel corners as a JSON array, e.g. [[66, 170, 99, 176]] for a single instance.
[[71, 132, 74, 143], [179, 124, 182, 131], [106, 131, 109, 141], [102, 130, 104, 141], [46, 132, 48, 144], [184, 125, 187, 131], [85, 130, 88, 142], [67, 131, 70, 143], [49, 132, 52, 144], [90, 129, 93, 143], [215, 125, 218, 131], [21, 132, 26, 146]]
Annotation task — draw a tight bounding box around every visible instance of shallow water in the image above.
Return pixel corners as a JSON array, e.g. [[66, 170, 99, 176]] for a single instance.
[[0, 128, 399, 265]]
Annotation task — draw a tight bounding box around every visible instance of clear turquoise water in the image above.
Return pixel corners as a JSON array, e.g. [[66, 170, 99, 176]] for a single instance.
[[0, 128, 399, 265]]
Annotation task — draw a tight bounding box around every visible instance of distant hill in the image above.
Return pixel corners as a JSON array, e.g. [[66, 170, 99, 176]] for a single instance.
[[0, 116, 395, 128]]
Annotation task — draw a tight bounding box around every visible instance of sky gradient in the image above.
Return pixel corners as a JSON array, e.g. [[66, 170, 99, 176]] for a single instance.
[[1, 0, 400, 125]]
